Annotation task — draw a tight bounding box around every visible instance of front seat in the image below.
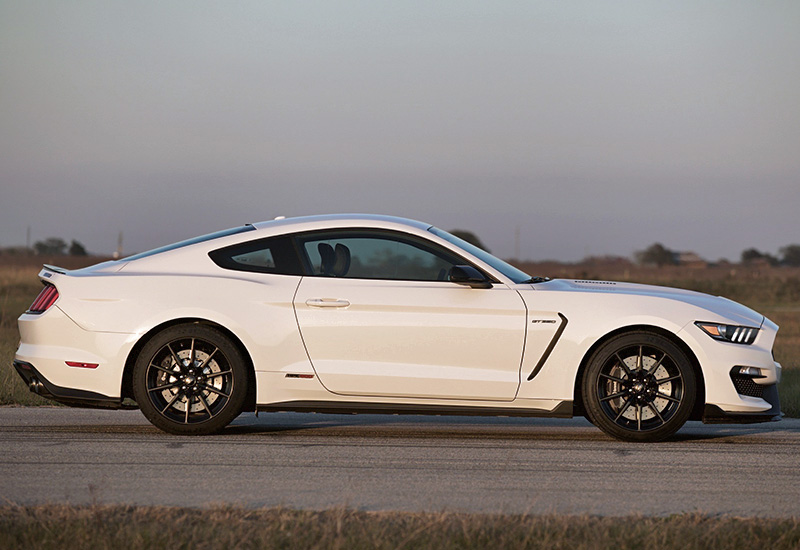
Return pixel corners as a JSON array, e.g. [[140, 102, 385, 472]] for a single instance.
[[331, 244, 351, 277]]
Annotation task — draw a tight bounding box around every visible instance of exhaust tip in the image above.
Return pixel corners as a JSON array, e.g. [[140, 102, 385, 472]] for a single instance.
[[28, 378, 43, 394]]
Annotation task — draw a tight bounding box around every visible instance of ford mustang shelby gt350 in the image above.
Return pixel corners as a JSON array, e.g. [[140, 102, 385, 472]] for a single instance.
[[14, 214, 781, 441]]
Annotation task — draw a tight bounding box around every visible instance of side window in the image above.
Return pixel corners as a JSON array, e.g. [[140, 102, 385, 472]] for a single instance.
[[209, 236, 303, 275], [298, 231, 462, 281]]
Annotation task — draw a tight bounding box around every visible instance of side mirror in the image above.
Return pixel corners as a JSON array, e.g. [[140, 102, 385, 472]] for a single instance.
[[449, 265, 493, 289]]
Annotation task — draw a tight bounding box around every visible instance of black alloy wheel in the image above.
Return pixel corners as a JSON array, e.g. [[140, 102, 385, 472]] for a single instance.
[[582, 331, 696, 442], [133, 324, 247, 435]]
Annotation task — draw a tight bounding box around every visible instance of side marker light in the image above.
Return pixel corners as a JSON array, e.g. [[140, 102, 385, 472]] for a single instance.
[[65, 361, 99, 369]]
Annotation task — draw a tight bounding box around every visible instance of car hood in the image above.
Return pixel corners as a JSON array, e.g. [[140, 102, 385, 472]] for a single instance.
[[531, 279, 765, 327]]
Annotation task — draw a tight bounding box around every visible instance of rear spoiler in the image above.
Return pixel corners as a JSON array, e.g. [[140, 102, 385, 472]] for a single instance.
[[39, 265, 68, 280], [42, 264, 68, 274]]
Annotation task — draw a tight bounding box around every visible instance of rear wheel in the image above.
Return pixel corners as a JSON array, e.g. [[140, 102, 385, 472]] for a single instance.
[[582, 331, 696, 442], [133, 324, 247, 435]]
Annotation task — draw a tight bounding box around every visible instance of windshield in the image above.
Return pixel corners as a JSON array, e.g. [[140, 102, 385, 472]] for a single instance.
[[122, 225, 256, 261], [428, 226, 532, 284]]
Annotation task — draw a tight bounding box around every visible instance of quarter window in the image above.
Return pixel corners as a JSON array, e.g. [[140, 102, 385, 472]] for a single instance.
[[208, 236, 303, 275]]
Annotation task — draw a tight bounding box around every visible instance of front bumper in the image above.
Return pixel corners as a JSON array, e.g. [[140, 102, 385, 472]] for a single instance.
[[702, 382, 781, 424], [683, 315, 783, 424]]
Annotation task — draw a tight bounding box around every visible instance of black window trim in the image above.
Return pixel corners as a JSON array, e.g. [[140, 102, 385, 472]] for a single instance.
[[290, 227, 497, 283]]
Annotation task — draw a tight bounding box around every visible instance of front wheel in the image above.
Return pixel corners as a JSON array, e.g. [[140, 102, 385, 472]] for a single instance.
[[581, 332, 696, 442], [133, 324, 248, 435]]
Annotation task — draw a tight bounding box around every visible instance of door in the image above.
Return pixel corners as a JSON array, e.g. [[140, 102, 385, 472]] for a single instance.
[[292, 230, 528, 401]]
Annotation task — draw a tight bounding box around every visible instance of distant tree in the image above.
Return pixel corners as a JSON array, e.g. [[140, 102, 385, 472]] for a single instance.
[[780, 244, 800, 267], [69, 240, 88, 256], [635, 243, 676, 267], [0, 246, 33, 256], [741, 248, 778, 266], [741, 248, 763, 263], [449, 230, 490, 253], [33, 237, 67, 256]]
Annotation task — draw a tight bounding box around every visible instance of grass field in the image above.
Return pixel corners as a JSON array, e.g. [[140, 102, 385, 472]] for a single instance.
[[1, 256, 798, 415], [1, 505, 800, 550]]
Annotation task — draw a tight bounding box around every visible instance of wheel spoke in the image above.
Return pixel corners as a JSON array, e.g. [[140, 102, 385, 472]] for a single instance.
[[655, 392, 681, 403], [648, 403, 666, 426], [189, 338, 196, 367], [614, 353, 633, 376], [167, 344, 185, 372], [184, 396, 191, 423], [161, 391, 183, 414], [148, 381, 180, 393], [197, 348, 219, 370], [613, 398, 634, 422], [656, 374, 682, 385], [204, 369, 231, 379], [198, 393, 213, 417], [202, 384, 231, 399], [600, 390, 628, 402], [599, 372, 627, 384], [636, 404, 642, 431], [645, 352, 667, 376], [149, 363, 178, 376], [636, 346, 643, 372]]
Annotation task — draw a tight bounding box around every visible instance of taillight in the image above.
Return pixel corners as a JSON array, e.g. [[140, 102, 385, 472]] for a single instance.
[[28, 284, 59, 314]]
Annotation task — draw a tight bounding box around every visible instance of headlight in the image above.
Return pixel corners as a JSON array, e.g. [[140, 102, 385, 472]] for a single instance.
[[695, 322, 759, 345]]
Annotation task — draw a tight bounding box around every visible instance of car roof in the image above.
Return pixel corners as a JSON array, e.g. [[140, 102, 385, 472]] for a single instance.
[[250, 214, 432, 233]]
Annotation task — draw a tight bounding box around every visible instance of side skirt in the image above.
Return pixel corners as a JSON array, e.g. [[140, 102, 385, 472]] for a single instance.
[[257, 400, 574, 418]]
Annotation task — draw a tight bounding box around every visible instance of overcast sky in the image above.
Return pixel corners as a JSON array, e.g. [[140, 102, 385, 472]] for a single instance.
[[1, 1, 798, 261]]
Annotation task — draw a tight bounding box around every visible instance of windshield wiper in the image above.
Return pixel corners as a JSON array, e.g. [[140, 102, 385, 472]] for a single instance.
[[523, 276, 550, 284]]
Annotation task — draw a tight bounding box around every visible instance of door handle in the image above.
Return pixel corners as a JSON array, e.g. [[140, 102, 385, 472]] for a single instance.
[[305, 298, 351, 308]]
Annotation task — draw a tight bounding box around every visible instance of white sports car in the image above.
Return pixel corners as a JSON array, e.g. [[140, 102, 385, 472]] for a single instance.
[[14, 214, 781, 441]]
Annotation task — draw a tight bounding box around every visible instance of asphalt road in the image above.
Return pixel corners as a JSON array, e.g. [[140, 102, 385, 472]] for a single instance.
[[1, 407, 798, 516]]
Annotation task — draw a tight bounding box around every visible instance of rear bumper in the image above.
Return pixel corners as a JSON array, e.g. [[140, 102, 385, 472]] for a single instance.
[[16, 306, 137, 398], [13, 360, 134, 410]]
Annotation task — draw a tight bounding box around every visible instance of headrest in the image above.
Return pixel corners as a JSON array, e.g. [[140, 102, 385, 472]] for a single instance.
[[332, 244, 351, 277], [318, 243, 335, 275]]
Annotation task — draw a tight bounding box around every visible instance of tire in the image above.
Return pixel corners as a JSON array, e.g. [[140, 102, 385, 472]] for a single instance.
[[581, 331, 696, 442], [133, 324, 248, 435]]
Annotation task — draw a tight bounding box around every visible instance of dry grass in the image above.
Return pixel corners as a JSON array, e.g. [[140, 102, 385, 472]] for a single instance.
[[0, 505, 799, 550], [780, 370, 800, 418], [1, 258, 798, 413]]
